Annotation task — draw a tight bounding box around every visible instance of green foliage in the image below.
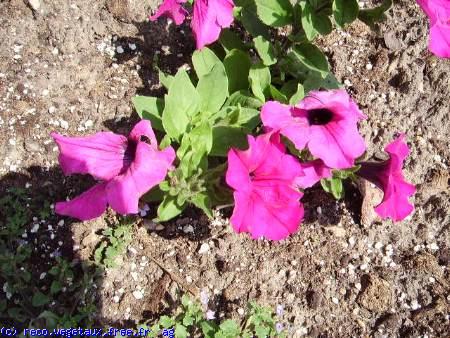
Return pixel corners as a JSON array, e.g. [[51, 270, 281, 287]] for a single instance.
[[94, 218, 133, 268], [358, 0, 393, 28], [333, 0, 359, 28], [135, 0, 392, 222], [254, 0, 293, 27], [139, 294, 286, 338], [321, 165, 361, 199], [0, 189, 99, 329]]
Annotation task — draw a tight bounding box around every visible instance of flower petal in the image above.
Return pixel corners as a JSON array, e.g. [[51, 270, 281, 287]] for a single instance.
[[374, 179, 416, 221], [106, 142, 175, 214], [299, 89, 367, 121], [149, 0, 188, 25], [429, 21, 450, 58], [51, 131, 127, 180], [261, 101, 309, 151], [295, 159, 331, 189], [417, 0, 450, 58], [192, 0, 234, 49], [128, 120, 158, 146], [55, 183, 108, 221], [308, 119, 366, 169]]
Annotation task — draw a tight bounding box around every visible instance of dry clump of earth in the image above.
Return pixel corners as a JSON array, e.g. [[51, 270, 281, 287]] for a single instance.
[[0, 0, 449, 337]]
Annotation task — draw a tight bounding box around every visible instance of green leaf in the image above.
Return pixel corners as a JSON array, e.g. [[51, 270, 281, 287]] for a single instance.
[[236, 0, 271, 39], [333, 0, 359, 27], [211, 126, 248, 156], [219, 320, 241, 336], [159, 315, 175, 328], [254, 0, 293, 27], [50, 280, 62, 295], [224, 49, 252, 93], [270, 85, 288, 103], [234, 107, 261, 130], [175, 324, 188, 338], [253, 36, 277, 66], [190, 121, 213, 163], [197, 64, 229, 114], [162, 69, 200, 141], [159, 70, 174, 90], [131, 96, 164, 131], [220, 29, 249, 53], [32, 292, 50, 307], [8, 307, 28, 322], [200, 320, 218, 337], [330, 177, 344, 199], [303, 73, 342, 93], [283, 43, 329, 79], [300, 1, 318, 41], [249, 63, 271, 102], [321, 177, 344, 199], [157, 196, 185, 222], [192, 47, 222, 78], [191, 192, 213, 218], [358, 0, 392, 28], [289, 83, 305, 105], [225, 90, 263, 109]]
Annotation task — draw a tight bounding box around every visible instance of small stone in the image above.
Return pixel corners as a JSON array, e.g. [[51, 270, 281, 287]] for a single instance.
[[183, 225, 194, 233], [332, 297, 339, 304], [366, 63, 373, 70], [198, 243, 210, 254], [186, 276, 193, 283], [39, 272, 46, 280], [116, 46, 124, 54], [28, 0, 40, 11], [113, 295, 120, 303], [155, 224, 165, 231], [132, 290, 144, 300], [375, 242, 383, 250], [237, 308, 244, 315]]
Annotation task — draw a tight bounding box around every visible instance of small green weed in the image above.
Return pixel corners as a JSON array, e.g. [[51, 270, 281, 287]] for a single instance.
[[94, 217, 133, 268], [138, 294, 286, 338], [0, 188, 100, 330]]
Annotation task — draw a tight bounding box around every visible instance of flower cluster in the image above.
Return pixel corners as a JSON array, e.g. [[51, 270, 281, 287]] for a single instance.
[[150, 0, 234, 49], [51, 0, 438, 242], [225, 90, 415, 240]]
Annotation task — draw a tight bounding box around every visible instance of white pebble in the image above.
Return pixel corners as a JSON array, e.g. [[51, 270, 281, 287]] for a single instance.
[[332, 297, 339, 304], [132, 290, 144, 300], [365, 63, 373, 70], [39, 272, 46, 280], [198, 243, 210, 254], [113, 295, 120, 303], [374, 242, 383, 250], [116, 46, 124, 54], [237, 308, 244, 315]]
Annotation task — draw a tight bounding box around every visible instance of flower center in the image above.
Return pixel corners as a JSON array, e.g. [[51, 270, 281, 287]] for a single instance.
[[307, 108, 333, 125], [123, 140, 137, 167]]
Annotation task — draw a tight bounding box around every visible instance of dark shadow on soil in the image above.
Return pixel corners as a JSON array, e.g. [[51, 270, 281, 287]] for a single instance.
[[111, 19, 195, 97], [0, 166, 105, 329]]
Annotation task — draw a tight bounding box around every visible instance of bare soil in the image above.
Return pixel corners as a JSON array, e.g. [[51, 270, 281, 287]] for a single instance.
[[0, 0, 449, 337]]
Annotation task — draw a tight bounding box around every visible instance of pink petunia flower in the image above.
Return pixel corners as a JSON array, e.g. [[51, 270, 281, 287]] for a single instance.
[[261, 90, 366, 169], [417, 0, 450, 58], [226, 133, 304, 241], [150, 0, 234, 49], [357, 134, 416, 222], [52, 120, 175, 221], [295, 159, 331, 189], [149, 0, 188, 25], [192, 0, 234, 49]]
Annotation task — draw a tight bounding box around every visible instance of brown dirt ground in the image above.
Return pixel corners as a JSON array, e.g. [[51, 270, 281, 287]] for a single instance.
[[0, 0, 449, 337]]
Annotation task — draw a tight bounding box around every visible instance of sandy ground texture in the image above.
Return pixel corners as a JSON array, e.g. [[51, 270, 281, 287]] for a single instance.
[[0, 0, 449, 337]]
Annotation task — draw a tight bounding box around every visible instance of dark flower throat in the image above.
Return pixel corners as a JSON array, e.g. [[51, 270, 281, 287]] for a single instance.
[[307, 108, 333, 125]]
